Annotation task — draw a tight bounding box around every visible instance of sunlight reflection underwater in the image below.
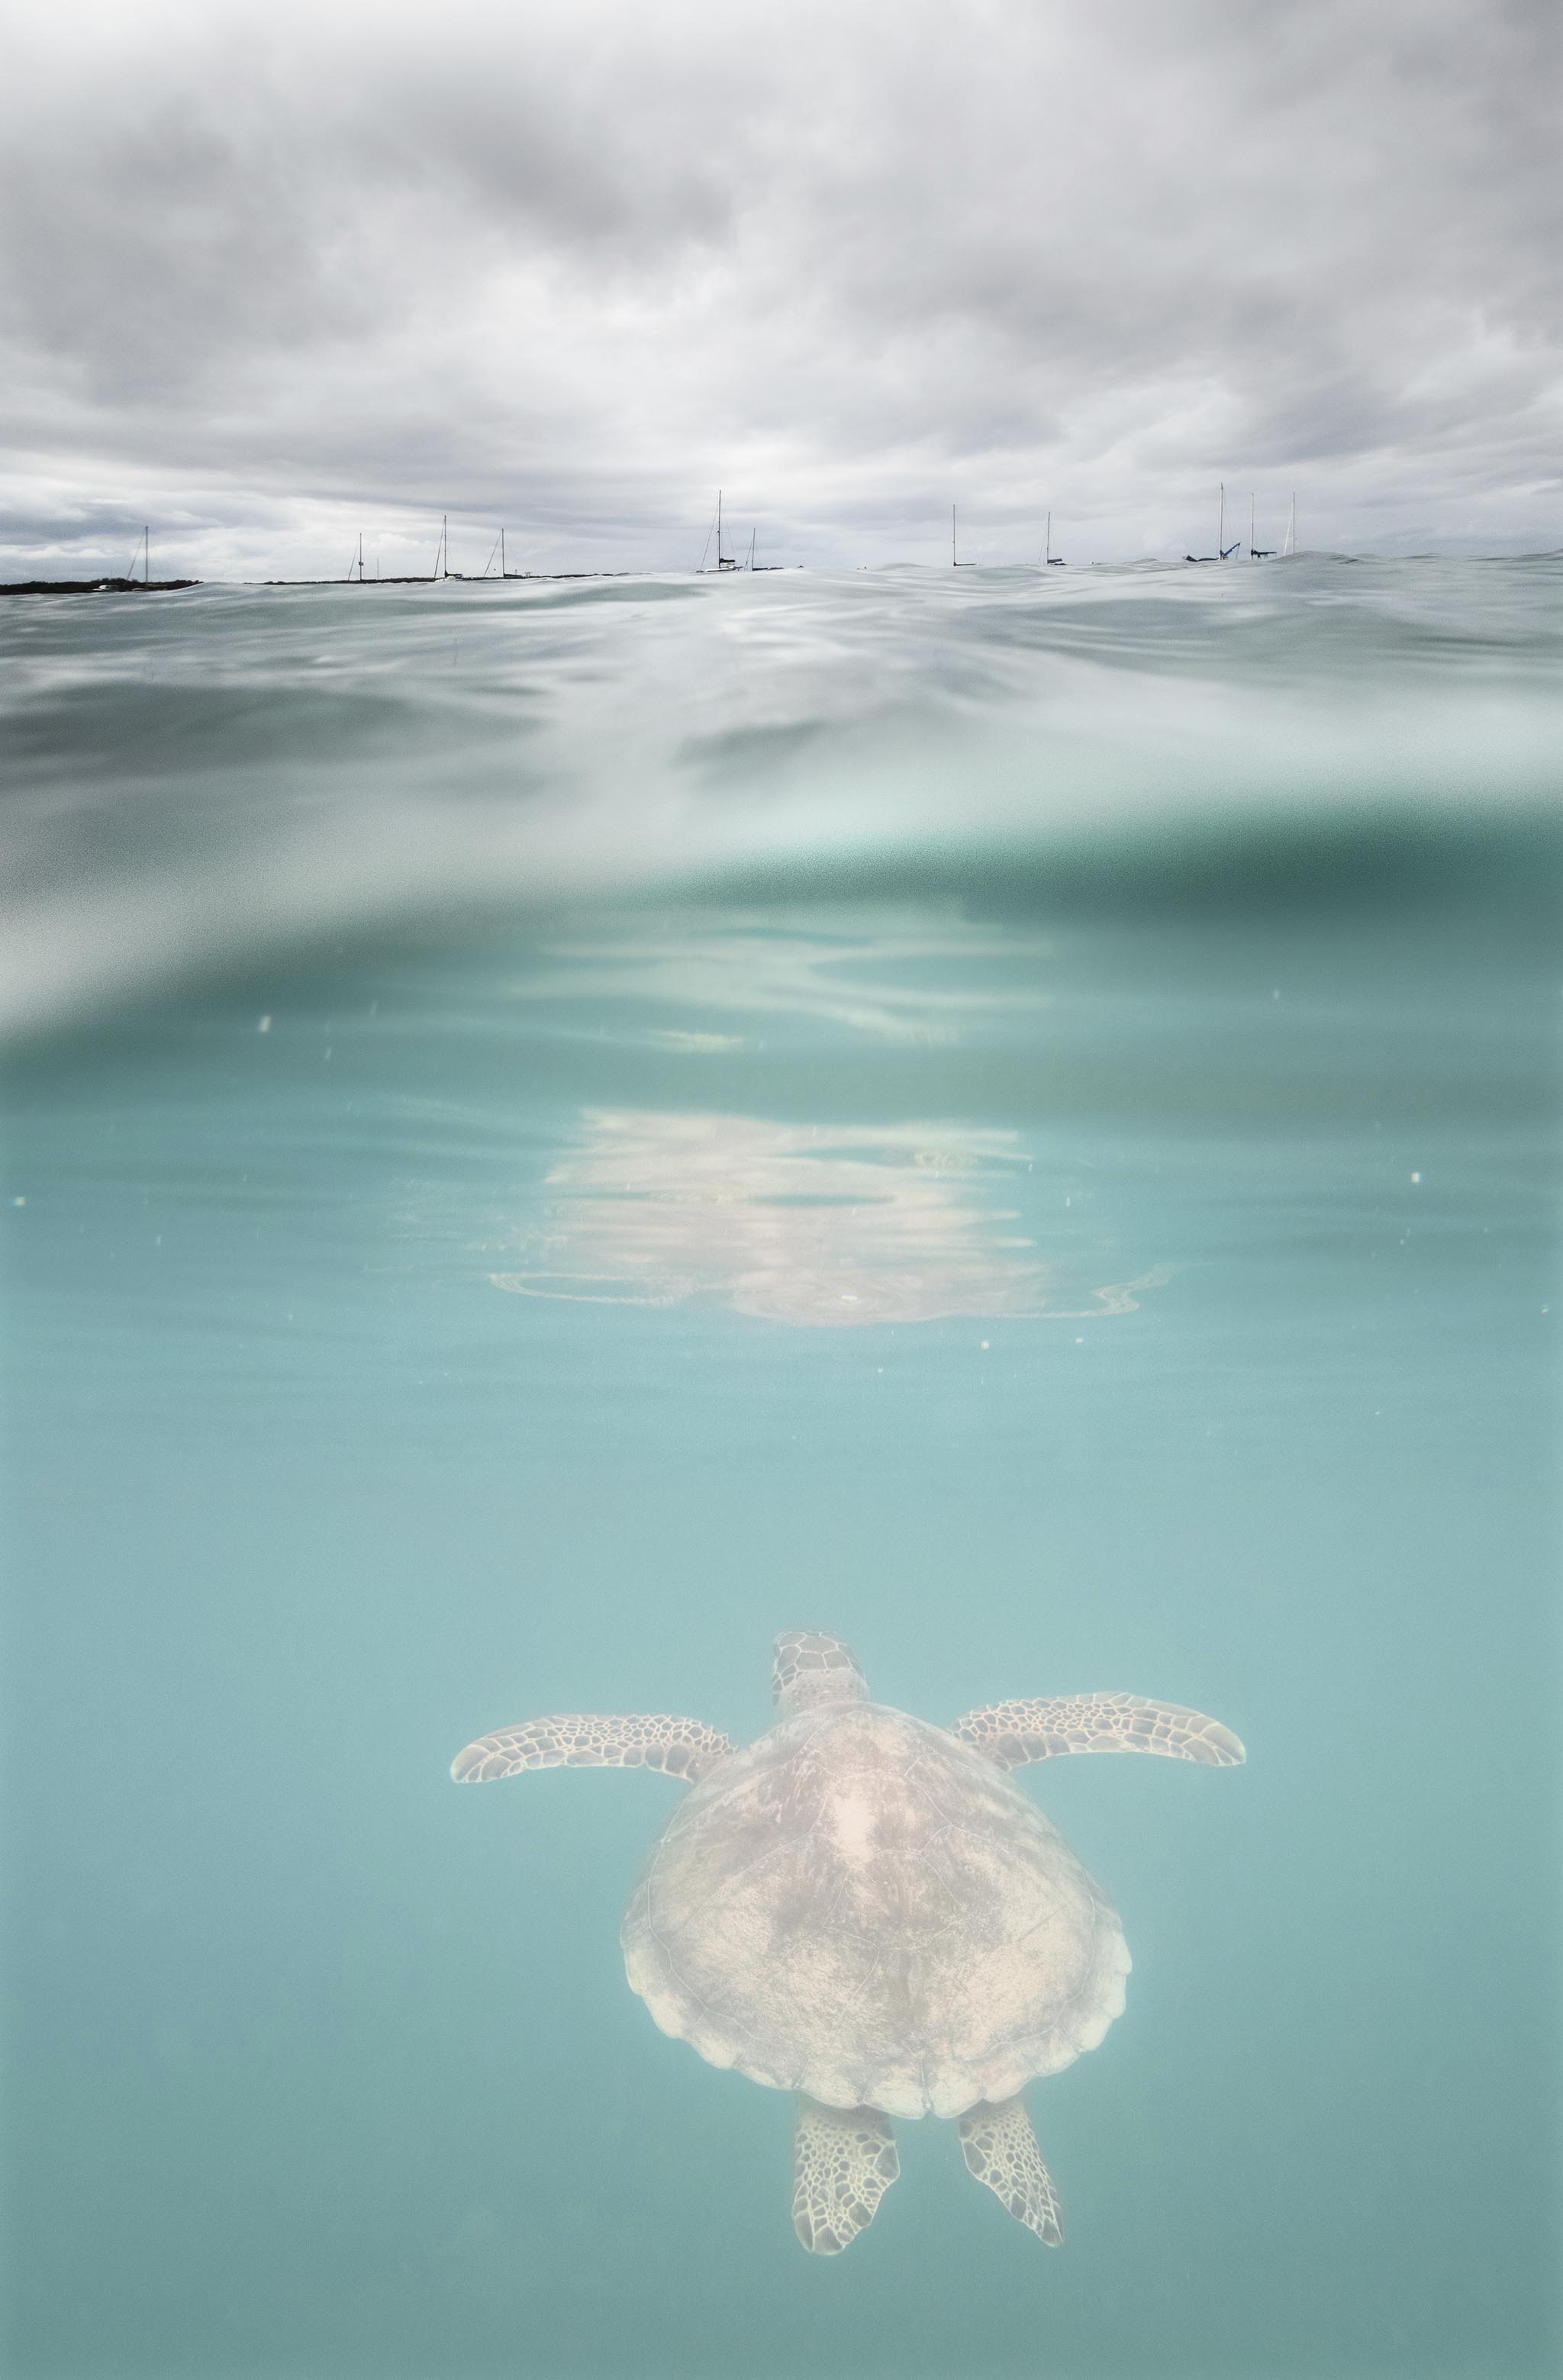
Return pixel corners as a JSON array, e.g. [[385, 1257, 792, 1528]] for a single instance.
[[491, 1112, 1167, 1325]]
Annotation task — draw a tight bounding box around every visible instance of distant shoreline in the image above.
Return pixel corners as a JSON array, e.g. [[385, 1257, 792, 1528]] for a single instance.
[[0, 572, 633, 597], [259, 572, 630, 585], [0, 577, 202, 597]]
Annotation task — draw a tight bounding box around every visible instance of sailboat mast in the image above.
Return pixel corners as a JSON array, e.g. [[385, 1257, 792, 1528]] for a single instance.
[[1219, 483, 1225, 559], [501, 529, 505, 577], [1045, 510, 1051, 564], [952, 505, 957, 567]]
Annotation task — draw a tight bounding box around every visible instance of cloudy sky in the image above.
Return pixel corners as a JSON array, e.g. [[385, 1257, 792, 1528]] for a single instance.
[[2, 0, 1558, 578]]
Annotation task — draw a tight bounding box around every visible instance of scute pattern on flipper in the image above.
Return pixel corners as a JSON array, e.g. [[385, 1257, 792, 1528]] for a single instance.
[[956, 1692, 1245, 1770], [450, 1713, 734, 1783], [791, 2100, 899, 2255], [958, 2096, 1063, 2246]]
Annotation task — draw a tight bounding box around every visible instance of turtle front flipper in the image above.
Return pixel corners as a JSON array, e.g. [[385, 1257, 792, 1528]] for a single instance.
[[955, 1692, 1245, 1769], [450, 1713, 733, 1783], [791, 2099, 899, 2255], [958, 2097, 1063, 2246]]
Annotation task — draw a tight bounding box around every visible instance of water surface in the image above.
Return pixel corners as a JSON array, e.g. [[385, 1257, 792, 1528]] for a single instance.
[[2, 560, 1558, 2378]]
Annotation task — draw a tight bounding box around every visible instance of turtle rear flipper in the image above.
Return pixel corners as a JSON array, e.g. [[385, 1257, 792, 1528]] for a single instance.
[[791, 2099, 899, 2255], [958, 2097, 1063, 2246]]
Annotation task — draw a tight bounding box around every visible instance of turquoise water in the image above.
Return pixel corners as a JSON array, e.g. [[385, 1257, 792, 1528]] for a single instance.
[[2, 561, 1559, 2378]]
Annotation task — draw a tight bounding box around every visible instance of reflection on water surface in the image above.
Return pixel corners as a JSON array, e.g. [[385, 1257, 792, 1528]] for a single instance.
[[514, 915, 1053, 1048], [493, 1110, 1164, 1326]]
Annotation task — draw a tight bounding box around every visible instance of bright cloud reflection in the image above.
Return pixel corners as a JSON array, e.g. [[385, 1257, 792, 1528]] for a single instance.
[[492, 1109, 1163, 1328]]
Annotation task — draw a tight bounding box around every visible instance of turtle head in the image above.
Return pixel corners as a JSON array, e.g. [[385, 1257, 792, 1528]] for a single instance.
[[772, 1631, 868, 1713]]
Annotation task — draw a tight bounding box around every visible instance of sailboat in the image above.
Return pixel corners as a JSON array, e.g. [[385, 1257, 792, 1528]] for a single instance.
[[1043, 510, 1065, 566], [478, 528, 530, 579], [499, 530, 536, 579], [1186, 483, 1243, 562], [1219, 483, 1241, 559], [698, 491, 740, 573]]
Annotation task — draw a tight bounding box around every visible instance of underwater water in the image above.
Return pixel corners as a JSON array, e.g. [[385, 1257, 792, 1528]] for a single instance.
[[2, 559, 1559, 2378]]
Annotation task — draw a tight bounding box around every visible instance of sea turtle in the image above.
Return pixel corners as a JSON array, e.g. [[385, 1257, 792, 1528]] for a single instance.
[[451, 1630, 1242, 2254]]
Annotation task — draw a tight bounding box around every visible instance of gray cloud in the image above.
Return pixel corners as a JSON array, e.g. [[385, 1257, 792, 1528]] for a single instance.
[[1, 0, 1558, 577]]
